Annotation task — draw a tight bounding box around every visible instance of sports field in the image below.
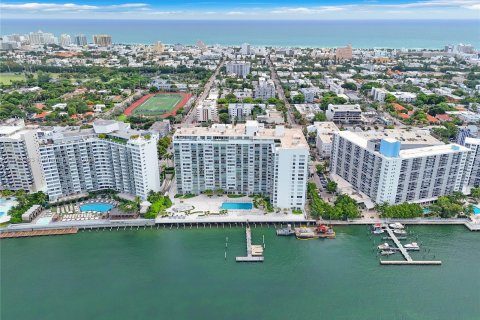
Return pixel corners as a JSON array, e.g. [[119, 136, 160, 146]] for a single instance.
[[124, 92, 192, 117]]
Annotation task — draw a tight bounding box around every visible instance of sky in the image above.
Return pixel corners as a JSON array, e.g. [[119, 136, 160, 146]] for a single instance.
[[1, 1, 479, 20]]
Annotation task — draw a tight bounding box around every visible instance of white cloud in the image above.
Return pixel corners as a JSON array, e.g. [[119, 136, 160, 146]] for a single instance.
[[272, 6, 344, 14], [226, 11, 246, 15], [271, 0, 480, 15], [0, 2, 149, 11]]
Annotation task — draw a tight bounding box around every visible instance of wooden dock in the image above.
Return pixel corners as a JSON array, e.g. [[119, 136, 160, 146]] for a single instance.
[[236, 226, 264, 262], [380, 260, 442, 265], [0, 228, 78, 239], [380, 227, 441, 266], [385, 227, 413, 261]]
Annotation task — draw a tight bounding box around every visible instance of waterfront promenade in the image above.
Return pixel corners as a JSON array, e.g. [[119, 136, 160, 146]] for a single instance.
[[1, 216, 478, 236]]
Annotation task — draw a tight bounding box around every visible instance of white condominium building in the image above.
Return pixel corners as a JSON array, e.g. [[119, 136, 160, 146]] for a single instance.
[[464, 137, 480, 189], [228, 103, 266, 121], [313, 122, 340, 158], [59, 34, 71, 47], [254, 77, 276, 100], [196, 101, 218, 122], [39, 120, 161, 201], [226, 61, 251, 78], [28, 30, 56, 45], [173, 121, 309, 209], [0, 119, 44, 192], [331, 130, 473, 205], [326, 104, 363, 122]]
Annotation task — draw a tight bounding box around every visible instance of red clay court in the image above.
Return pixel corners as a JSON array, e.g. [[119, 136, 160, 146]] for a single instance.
[[124, 92, 192, 117]]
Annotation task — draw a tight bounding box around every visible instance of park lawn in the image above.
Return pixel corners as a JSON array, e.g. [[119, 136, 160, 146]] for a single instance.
[[132, 94, 183, 116], [0, 72, 62, 84], [0, 73, 27, 84]]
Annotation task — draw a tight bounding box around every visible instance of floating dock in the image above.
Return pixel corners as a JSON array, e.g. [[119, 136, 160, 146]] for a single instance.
[[0, 228, 78, 239], [380, 227, 441, 266], [236, 226, 264, 262]]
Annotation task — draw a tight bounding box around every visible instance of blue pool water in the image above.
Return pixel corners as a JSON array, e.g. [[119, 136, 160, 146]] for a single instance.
[[474, 206, 480, 215], [423, 208, 432, 215], [221, 202, 253, 210], [80, 203, 113, 213]]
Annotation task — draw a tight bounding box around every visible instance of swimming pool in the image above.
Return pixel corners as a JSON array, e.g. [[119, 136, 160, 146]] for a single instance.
[[474, 206, 480, 215], [80, 203, 113, 213], [221, 202, 253, 210]]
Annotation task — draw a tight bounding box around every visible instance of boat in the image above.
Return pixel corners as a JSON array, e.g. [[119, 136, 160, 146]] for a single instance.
[[295, 227, 320, 239], [380, 250, 396, 256], [276, 224, 295, 236], [393, 229, 407, 235], [377, 243, 390, 250], [389, 223, 405, 229], [371, 223, 385, 234], [294, 225, 336, 239], [404, 242, 419, 249], [315, 224, 336, 239]]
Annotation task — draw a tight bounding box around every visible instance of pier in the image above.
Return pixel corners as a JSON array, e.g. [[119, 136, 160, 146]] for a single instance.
[[380, 227, 442, 266], [0, 228, 78, 239], [236, 226, 264, 262]]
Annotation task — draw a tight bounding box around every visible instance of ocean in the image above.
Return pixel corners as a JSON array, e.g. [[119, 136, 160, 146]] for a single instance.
[[1, 225, 479, 319], [1, 19, 479, 49]]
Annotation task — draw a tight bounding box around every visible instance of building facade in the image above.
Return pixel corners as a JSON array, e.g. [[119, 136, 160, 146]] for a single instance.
[[74, 34, 87, 46], [326, 104, 362, 122], [39, 121, 160, 201], [331, 130, 473, 205], [173, 121, 309, 209], [93, 34, 112, 47], [254, 77, 276, 100], [226, 61, 251, 78], [0, 119, 44, 192], [464, 137, 480, 188]]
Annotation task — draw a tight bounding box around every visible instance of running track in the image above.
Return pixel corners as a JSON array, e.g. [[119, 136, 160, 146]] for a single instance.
[[123, 92, 192, 117]]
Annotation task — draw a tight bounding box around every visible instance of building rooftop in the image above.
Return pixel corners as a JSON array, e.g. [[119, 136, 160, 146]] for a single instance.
[[174, 121, 307, 149], [340, 129, 442, 146], [337, 129, 470, 158]]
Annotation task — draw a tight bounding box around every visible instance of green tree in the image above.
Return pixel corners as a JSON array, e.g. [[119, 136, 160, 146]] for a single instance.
[[219, 113, 230, 124], [326, 180, 337, 193]]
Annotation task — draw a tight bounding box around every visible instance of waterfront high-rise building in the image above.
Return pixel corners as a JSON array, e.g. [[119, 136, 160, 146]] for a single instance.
[[59, 34, 71, 47], [173, 121, 309, 209], [93, 34, 112, 47], [253, 77, 276, 100], [335, 44, 353, 60], [240, 43, 252, 55], [38, 120, 161, 201], [226, 61, 251, 78], [330, 130, 474, 205], [74, 34, 87, 46], [28, 30, 56, 45], [152, 41, 165, 53], [0, 119, 45, 192], [463, 137, 480, 189]]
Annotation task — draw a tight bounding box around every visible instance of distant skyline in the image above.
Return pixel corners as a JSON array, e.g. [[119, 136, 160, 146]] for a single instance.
[[1, 1, 480, 20]]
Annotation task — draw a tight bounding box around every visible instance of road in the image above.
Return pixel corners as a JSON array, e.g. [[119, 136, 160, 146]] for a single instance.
[[180, 57, 225, 125], [265, 53, 297, 127]]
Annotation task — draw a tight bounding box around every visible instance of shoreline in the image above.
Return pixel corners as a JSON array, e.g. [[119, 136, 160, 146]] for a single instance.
[[1, 217, 478, 237]]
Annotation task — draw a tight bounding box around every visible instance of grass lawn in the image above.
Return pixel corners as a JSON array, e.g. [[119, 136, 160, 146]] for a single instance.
[[132, 94, 183, 116], [0, 72, 61, 85], [0, 73, 27, 84], [116, 114, 128, 122]]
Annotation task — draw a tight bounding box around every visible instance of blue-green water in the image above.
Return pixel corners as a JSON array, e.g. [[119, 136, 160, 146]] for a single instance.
[[221, 202, 253, 210], [79, 203, 113, 213], [1, 225, 479, 319], [1, 19, 479, 48]]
